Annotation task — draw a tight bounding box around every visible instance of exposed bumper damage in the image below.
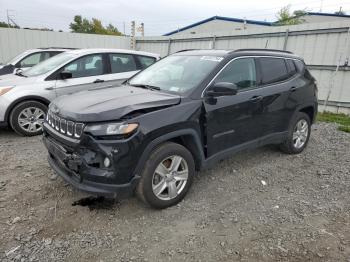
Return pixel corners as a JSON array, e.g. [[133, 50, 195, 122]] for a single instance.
[[43, 123, 141, 198]]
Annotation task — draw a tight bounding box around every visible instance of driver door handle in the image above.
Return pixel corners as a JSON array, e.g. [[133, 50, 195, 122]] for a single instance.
[[93, 79, 104, 83], [290, 86, 297, 92], [250, 95, 263, 103]]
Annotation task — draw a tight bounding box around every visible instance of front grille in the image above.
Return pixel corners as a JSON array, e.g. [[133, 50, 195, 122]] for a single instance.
[[46, 109, 84, 138]]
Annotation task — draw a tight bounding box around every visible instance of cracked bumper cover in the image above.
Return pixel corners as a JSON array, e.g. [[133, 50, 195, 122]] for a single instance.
[[43, 126, 141, 198]]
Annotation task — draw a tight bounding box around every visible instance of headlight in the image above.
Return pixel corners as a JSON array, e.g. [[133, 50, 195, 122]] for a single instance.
[[85, 122, 139, 137], [0, 86, 14, 96]]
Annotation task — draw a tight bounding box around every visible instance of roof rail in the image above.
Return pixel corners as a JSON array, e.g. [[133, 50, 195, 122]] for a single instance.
[[174, 49, 199, 53], [38, 47, 78, 50], [233, 48, 293, 54]]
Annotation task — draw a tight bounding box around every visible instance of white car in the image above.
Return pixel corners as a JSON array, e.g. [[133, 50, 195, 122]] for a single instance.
[[0, 48, 160, 136], [0, 47, 72, 76]]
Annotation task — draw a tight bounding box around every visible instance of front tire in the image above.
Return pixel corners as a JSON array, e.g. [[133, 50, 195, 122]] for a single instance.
[[9, 101, 47, 136], [280, 112, 311, 154], [136, 142, 195, 209]]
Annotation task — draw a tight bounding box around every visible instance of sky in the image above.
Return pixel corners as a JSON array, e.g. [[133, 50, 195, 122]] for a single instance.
[[0, 0, 349, 36]]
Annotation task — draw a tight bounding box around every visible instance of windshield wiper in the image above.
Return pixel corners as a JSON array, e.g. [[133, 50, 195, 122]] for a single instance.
[[129, 83, 161, 91]]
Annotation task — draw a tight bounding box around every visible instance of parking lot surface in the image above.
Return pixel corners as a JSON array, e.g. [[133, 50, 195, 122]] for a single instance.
[[0, 122, 349, 261]]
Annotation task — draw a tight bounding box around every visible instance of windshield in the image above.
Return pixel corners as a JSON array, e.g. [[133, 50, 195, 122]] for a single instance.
[[129, 55, 223, 93], [5, 51, 31, 65], [23, 52, 77, 77]]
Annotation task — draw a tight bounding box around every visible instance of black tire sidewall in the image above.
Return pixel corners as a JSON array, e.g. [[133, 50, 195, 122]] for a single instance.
[[10, 101, 47, 136], [286, 112, 311, 154], [138, 142, 195, 209]]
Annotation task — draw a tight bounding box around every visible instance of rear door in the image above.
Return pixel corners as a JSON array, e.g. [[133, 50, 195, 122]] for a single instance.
[[54, 53, 106, 96], [257, 57, 300, 137], [204, 57, 266, 157], [102, 53, 140, 87]]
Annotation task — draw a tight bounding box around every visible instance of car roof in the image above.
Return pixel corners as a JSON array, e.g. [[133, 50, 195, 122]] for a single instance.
[[64, 48, 160, 58], [26, 48, 76, 52], [173, 49, 302, 60]]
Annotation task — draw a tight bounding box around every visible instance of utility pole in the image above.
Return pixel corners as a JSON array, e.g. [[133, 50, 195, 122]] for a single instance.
[[6, 9, 19, 28], [6, 10, 10, 25], [140, 22, 144, 37], [130, 21, 136, 50]]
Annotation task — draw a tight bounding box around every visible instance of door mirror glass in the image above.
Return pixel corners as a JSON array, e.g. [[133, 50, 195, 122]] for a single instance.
[[60, 70, 73, 80], [206, 82, 238, 97]]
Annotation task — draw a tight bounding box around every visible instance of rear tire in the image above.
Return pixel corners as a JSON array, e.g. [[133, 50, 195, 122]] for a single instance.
[[9, 101, 47, 136], [136, 142, 195, 209], [280, 112, 311, 154]]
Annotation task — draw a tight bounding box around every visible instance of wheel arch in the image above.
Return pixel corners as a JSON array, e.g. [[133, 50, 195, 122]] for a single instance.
[[5, 96, 50, 124], [134, 129, 205, 176], [299, 105, 316, 124]]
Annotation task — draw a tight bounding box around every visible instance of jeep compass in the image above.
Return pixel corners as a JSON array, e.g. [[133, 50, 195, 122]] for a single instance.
[[43, 49, 318, 209]]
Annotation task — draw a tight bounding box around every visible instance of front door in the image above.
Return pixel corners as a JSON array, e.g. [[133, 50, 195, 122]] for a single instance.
[[204, 57, 265, 157]]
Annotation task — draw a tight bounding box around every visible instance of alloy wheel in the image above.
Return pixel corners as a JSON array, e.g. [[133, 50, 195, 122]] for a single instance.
[[152, 155, 189, 201], [18, 107, 45, 133], [292, 119, 309, 149]]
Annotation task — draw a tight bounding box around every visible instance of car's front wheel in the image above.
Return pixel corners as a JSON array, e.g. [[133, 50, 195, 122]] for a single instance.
[[9, 101, 47, 136], [136, 142, 195, 209], [280, 112, 311, 154]]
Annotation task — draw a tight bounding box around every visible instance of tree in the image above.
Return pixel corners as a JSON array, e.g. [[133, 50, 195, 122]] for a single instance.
[[0, 21, 19, 28], [275, 5, 305, 25], [70, 15, 122, 36]]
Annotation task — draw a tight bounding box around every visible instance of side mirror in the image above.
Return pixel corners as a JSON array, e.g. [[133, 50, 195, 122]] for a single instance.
[[206, 82, 238, 97], [60, 70, 72, 80]]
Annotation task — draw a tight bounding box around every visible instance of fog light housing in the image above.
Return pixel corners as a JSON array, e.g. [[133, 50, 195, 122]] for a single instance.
[[103, 157, 111, 168]]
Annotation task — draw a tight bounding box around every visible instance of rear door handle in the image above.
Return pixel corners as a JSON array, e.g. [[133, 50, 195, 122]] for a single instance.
[[93, 79, 104, 83], [290, 86, 297, 92], [250, 95, 263, 103]]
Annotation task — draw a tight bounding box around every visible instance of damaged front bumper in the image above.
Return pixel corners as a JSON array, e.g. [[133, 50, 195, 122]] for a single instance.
[[43, 123, 141, 198]]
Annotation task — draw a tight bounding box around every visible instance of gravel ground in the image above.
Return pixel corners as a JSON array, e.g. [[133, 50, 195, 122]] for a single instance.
[[0, 122, 349, 262]]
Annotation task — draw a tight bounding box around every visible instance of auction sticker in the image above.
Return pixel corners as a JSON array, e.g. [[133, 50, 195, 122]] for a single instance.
[[200, 56, 224, 62]]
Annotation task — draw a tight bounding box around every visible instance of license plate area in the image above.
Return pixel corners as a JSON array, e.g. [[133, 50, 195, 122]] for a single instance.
[[45, 137, 82, 180]]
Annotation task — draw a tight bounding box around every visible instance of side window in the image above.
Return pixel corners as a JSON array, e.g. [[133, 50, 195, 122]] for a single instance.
[[137, 56, 156, 69], [286, 59, 297, 76], [109, 53, 137, 73], [19, 53, 42, 67], [259, 58, 289, 85], [62, 54, 103, 78], [48, 51, 62, 58], [215, 58, 257, 90]]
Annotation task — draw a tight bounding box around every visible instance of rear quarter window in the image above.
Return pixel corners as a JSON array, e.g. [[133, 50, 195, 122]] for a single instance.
[[259, 57, 289, 85], [286, 59, 297, 76], [294, 59, 305, 73]]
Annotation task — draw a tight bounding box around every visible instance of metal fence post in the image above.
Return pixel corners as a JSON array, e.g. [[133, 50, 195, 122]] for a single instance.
[[283, 29, 289, 51], [212, 35, 216, 49], [167, 38, 172, 55]]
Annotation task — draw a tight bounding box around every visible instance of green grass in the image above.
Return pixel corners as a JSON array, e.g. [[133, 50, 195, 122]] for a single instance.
[[317, 112, 350, 133]]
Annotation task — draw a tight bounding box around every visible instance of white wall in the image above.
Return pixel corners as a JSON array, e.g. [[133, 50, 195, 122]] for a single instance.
[[0, 28, 131, 64], [301, 15, 350, 24]]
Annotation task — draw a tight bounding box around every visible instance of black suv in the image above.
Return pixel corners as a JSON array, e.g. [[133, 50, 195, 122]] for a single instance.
[[43, 49, 318, 209]]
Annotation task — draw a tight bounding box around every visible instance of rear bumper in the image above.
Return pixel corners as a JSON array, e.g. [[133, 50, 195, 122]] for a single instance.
[[44, 135, 140, 198]]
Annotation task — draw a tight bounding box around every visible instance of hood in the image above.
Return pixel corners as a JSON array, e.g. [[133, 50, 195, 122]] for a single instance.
[[0, 74, 38, 86], [52, 85, 181, 122]]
